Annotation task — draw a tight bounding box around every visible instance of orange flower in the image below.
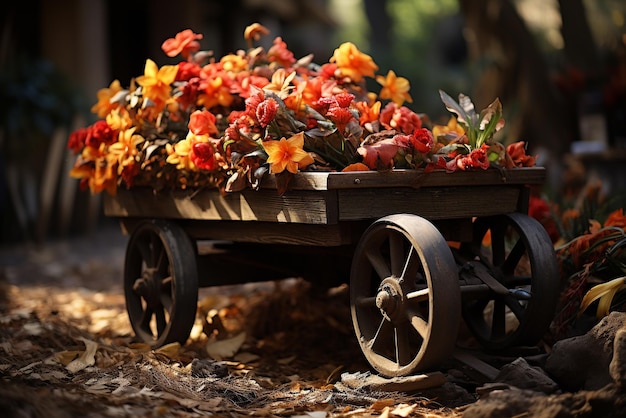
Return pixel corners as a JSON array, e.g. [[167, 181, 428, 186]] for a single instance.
[[244, 23, 270, 46], [262, 132, 314, 174], [376, 70, 412, 105], [161, 29, 203, 59], [604, 208, 626, 229], [135, 59, 178, 110], [355, 100, 381, 127], [91, 80, 123, 118], [330, 42, 378, 83], [342, 162, 370, 172], [197, 74, 234, 109], [506, 141, 536, 167], [188, 110, 218, 136]]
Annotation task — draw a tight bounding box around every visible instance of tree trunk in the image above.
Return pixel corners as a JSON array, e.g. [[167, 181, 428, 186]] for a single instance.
[[458, 0, 575, 163]]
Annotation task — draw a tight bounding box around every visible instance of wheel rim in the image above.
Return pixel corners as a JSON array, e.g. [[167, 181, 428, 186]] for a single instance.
[[124, 220, 198, 347], [459, 213, 559, 349], [350, 214, 460, 377]]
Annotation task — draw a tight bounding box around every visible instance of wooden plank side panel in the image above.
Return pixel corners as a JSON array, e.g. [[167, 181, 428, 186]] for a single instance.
[[104, 187, 336, 224], [326, 167, 546, 189], [337, 186, 521, 221]]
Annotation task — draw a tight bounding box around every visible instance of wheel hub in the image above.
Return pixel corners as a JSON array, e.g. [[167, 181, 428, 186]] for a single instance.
[[376, 278, 405, 321], [133, 267, 161, 307]]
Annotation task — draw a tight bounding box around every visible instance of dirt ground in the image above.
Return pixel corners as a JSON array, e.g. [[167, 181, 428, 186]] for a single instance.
[[0, 224, 466, 417]]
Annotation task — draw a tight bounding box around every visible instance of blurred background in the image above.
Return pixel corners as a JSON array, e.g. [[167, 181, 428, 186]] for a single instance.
[[1, 0, 626, 245]]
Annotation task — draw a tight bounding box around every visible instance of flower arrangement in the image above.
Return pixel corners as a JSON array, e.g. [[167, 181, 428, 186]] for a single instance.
[[67, 24, 536, 196]]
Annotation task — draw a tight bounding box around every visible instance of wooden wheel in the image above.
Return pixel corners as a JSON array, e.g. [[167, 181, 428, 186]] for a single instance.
[[458, 213, 559, 349], [350, 214, 461, 377], [124, 220, 198, 347]]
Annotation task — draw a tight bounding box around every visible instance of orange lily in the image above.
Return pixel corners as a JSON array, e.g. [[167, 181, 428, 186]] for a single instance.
[[91, 80, 123, 118], [262, 132, 314, 174], [376, 70, 412, 105], [330, 42, 378, 83]]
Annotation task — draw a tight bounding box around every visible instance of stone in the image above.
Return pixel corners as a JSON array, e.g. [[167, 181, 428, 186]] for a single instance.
[[544, 311, 626, 391], [495, 357, 560, 394], [609, 326, 626, 389]]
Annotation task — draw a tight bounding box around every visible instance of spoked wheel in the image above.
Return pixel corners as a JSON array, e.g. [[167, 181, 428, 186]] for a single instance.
[[458, 213, 559, 350], [124, 220, 198, 347], [350, 214, 461, 377]]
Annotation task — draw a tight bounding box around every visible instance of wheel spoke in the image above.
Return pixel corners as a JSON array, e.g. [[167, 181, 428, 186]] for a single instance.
[[137, 240, 153, 267], [365, 249, 391, 281], [491, 223, 506, 266], [504, 295, 526, 320], [370, 317, 393, 352], [408, 310, 429, 339], [395, 322, 412, 366], [406, 287, 430, 303], [501, 238, 525, 274], [389, 232, 405, 278], [400, 247, 421, 283], [491, 298, 506, 339], [356, 296, 378, 308], [139, 305, 154, 333], [155, 306, 167, 335]]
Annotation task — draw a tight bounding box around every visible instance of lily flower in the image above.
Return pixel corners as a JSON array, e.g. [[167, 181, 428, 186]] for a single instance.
[[262, 132, 314, 174]]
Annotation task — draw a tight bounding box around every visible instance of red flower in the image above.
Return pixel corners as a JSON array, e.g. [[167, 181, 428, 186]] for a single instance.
[[85, 120, 117, 148], [507, 141, 536, 167], [68, 127, 88, 153], [327, 106, 355, 133], [410, 128, 434, 154], [161, 29, 203, 60], [457, 147, 490, 170], [528, 195, 560, 243], [267, 37, 296, 68], [357, 138, 398, 170], [256, 98, 279, 128], [334, 92, 355, 108], [379, 102, 422, 134], [176, 62, 202, 81], [191, 142, 218, 171], [188, 110, 218, 136]]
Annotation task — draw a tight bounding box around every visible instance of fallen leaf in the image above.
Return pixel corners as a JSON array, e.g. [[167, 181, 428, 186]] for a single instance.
[[206, 332, 246, 360], [155, 342, 181, 358], [390, 404, 415, 417], [66, 337, 98, 373]]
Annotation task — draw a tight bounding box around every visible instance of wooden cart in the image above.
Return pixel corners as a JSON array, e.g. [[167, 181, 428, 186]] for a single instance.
[[104, 167, 559, 377]]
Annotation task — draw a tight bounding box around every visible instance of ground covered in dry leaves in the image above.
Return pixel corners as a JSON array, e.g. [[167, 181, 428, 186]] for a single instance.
[[0, 225, 463, 417]]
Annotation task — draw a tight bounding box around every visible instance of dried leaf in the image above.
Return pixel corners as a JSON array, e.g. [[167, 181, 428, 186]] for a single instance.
[[155, 342, 181, 358], [206, 332, 246, 360], [579, 276, 626, 318], [66, 337, 98, 373], [390, 403, 416, 417]]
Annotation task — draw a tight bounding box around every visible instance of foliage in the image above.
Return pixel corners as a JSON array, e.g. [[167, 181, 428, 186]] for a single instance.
[[66, 25, 536, 196], [545, 184, 626, 340]]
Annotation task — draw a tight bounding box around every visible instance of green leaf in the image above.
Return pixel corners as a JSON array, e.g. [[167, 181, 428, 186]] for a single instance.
[[439, 90, 470, 128]]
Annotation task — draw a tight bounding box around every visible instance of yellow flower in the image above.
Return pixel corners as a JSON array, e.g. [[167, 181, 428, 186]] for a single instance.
[[330, 42, 378, 83], [105, 107, 132, 131], [166, 132, 210, 171], [91, 80, 123, 118], [220, 53, 248, 73], [262, 132, 314, 174], [108, 127, 145, 174], [376, 70, 412, 105], [432, 116, 466, 138], [135, 59, 178, 108], [263, 69, 296, 99]]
